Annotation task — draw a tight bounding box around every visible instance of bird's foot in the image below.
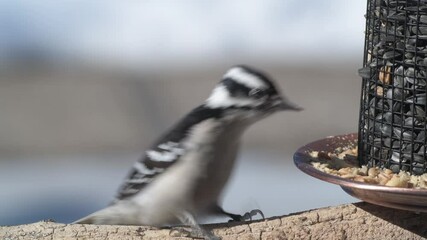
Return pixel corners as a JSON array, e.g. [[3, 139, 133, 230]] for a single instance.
[[172, 210, 219, 240], [228, 209, 265, 222], [242, 209, 265, 221]]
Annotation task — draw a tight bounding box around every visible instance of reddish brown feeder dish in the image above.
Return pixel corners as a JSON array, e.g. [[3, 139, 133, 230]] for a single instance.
[[293, 133, 427, 213]]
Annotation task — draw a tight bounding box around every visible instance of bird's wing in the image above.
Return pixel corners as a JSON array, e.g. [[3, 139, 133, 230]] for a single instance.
[[113, 105, 223, 202], [114, 141, 185, 201]]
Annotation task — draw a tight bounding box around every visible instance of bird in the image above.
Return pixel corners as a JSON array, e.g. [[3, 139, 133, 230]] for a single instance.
[[74, 65, 301, 232]]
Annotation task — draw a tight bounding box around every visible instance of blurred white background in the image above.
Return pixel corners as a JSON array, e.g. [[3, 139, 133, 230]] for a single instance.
[[1, 0, 365, 225]]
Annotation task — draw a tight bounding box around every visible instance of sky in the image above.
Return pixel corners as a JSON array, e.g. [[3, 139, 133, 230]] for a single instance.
[[0, 0, 366, 69]]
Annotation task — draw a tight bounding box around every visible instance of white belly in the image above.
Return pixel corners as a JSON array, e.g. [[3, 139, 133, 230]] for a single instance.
[[130, 118, 247, 225]]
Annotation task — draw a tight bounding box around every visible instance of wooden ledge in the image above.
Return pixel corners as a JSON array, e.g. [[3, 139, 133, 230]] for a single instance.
[[1, 202, 427, 239]]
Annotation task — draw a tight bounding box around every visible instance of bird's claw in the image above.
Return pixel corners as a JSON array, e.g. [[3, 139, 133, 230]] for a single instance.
[[241, 209, 265, 221], [228, 209, 265, 222]]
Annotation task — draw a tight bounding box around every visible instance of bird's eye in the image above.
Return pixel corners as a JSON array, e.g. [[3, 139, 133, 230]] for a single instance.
[[249, 89, 267, 99]]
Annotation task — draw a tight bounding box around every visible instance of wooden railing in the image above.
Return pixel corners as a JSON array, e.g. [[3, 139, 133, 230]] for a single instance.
[[1, 202, 426, 239]]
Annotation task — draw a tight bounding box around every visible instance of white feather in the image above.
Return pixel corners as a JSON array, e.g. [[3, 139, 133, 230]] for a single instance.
[[205, 85, 255, 108], [224, 67, 267, 89], [146, 150, 177, 162]]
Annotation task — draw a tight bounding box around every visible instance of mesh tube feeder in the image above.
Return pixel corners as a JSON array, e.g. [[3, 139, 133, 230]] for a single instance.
[[359, 0, 427, 175]]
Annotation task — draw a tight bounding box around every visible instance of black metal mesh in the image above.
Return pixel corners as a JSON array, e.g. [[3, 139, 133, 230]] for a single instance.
[[358, 0, 427, 175]]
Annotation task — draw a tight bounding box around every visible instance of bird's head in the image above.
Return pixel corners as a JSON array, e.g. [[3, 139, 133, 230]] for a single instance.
[[205, 65, 301, 119]]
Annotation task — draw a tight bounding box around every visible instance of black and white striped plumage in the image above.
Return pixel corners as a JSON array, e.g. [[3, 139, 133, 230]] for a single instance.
[[74, 65, 301, 227], [115, 105, 223, 201]]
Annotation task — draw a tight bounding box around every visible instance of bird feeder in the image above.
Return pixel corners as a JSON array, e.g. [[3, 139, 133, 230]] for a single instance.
[[358, 0, 427, 175]]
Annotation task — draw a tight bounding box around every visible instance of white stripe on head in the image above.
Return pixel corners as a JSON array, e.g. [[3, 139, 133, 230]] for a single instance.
[[224, 67, 267, 89], [205, 85, 255, 108]]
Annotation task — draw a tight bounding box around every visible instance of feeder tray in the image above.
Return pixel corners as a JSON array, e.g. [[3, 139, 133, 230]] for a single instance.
[[294, 133, 427, 213]]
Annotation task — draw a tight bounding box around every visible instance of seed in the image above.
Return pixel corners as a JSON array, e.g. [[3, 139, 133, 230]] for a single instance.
[[376, 86, 383, 96], [379, 66, 392, 84]]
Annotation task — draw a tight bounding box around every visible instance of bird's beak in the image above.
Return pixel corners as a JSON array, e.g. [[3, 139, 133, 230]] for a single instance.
[[276, 98, 303, 111]]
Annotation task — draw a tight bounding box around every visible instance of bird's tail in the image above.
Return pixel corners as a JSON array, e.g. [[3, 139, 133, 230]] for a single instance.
[[73, 214, 97, 224], [73, 217, 91, 224], [72, 204, 132, 225]]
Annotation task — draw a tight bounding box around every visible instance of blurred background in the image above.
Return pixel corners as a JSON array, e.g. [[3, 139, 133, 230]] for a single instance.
[[1, 0, 365, 225]]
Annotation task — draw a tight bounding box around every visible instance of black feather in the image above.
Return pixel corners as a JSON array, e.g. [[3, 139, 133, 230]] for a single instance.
[[221, 77, 252, 97]]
